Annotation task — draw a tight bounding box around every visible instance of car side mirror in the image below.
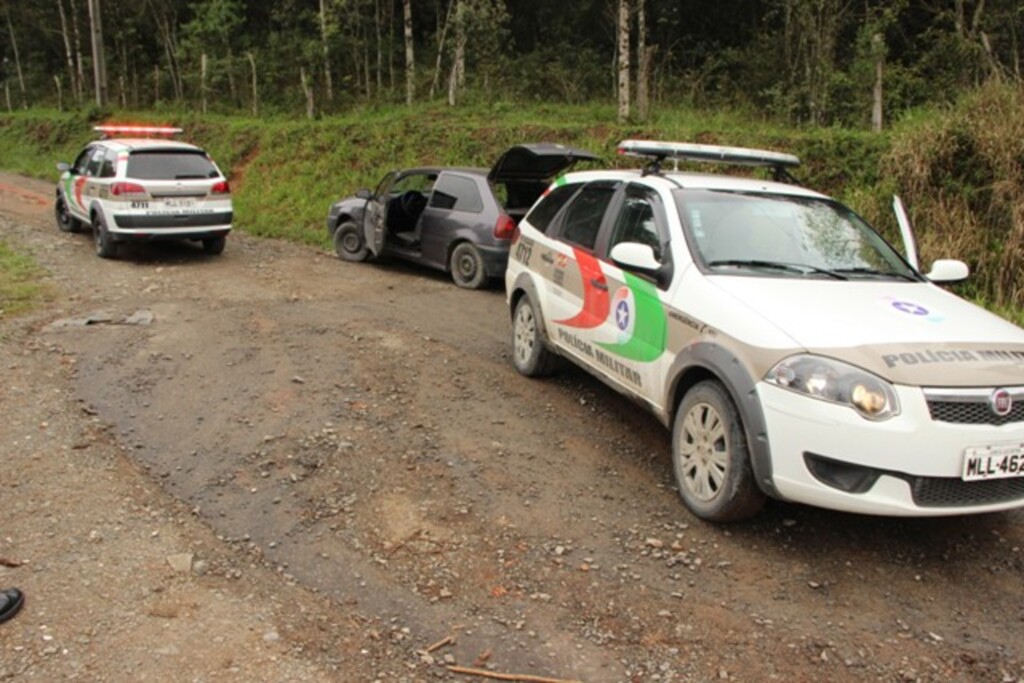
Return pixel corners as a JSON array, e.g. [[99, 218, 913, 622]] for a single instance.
[[610, 242, 661, 273], [356, 188, 372, 200], [57, 162, 71, 173], [925, 258, 969, 283]]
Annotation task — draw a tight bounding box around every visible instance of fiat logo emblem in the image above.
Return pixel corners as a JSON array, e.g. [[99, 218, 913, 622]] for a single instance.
[[991, 389, 1013, 417]]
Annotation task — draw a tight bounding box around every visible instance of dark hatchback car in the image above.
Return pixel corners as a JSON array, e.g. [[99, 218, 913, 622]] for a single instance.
[[326, 143, 597, 288]]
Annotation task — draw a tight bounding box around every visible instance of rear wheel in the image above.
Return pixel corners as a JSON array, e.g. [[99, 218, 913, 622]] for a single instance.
[[92, 213, 118, 259], [334, 221, 369, 262], [55, 195, 83, 233], [202, 236, 226, 255], [450, 242, 487, 289], [672, 380, 765, 522], [512, 294, 557, 377]]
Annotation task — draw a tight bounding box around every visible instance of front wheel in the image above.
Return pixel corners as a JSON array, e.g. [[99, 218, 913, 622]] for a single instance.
[[449, 242, 487, 289], [334, 221, 369, 262], [92, 214, 118, 259], [672, 380, 765, 522], [511, 294, 557, 377], [55, 195, 83, 233]]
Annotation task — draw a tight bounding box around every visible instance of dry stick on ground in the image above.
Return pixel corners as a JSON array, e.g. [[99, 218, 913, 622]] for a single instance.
[[446, 665, 582, 683], [421, 634, 454, 654]]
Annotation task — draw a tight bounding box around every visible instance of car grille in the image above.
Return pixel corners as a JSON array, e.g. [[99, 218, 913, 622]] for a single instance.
[[911, 475, 1024, 507], [924, 387, 1024, 426]]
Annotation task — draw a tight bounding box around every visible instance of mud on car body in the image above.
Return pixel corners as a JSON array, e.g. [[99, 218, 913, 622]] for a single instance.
[[55, 126, 233, 259], [506, 139, 1024, 522], [326, 143, 597, 289]]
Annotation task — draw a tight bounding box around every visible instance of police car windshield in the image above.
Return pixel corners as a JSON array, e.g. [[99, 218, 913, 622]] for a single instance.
[[674, 189, 919, 280], [127, 151, 218, 181]]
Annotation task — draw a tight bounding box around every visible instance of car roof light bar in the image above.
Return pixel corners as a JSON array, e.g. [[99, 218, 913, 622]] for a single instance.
[[93, 125, 184, 138], [617, 139, 801, 180]]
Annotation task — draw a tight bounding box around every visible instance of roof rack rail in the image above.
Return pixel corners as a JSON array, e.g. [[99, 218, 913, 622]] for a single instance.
[[617, 139, 801, 183], [93, 125, 183, 139]]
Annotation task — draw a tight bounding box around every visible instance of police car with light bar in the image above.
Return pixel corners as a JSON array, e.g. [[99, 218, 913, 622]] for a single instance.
[[506, 139, 1024, 521], [55, 126, 233, 258]]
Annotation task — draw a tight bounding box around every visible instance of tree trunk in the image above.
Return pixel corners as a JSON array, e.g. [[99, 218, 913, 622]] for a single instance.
[[247, 51, 258, 116], [430, 0, 455, 100], [70, 0, 86, 102], [154, 64, 159, 103], [375, 0, 383, 92], [871, 33, 883, 132], [87, 0, 107, 107], [616, 0, 631, 123], [300, 66, 314, 119], [200, 52, 208, 114], [54, 75, 63, 111], [5, 8, 27, 107], [636, 0, 649, 121], [57, 0, 79, 104], [403, 0, 415, 105], [319, 0, 333, 103]]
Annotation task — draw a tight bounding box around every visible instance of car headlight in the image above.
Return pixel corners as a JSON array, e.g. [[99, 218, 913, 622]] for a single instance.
[[765, 354, 900, 421]]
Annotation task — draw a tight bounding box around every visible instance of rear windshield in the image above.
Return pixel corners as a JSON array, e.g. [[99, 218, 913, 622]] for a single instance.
[[127, 150, 219, 180]]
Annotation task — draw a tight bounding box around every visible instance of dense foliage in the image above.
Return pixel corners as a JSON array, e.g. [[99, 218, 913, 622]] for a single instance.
[[3, 0, 1023, 125]]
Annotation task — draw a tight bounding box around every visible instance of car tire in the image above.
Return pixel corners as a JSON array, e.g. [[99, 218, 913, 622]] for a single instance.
[[202, 236, 226, 255], [55, 195, 83, 233], [450, 242, 487, 289], [334, 221, 369, 262], [512, 294, 558, 377], [672, 380, 765, 522], [92, 213, 118, 259]]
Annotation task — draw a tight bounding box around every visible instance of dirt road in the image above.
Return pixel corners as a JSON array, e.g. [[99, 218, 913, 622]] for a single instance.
[[1, 170, 1022, 682]]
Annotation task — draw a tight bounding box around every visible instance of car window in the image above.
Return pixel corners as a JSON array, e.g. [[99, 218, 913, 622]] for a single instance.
[[126, 151, 219, 180], [84, 147, 105, 177], [558, 182, 617, 251], [72, 147, 94, 175], [389, 172, 436, 197], [523, 182, 579, 234], [608, 185, 665, 261], [99, 149, 118, 179], [429, 173, 483, 212]]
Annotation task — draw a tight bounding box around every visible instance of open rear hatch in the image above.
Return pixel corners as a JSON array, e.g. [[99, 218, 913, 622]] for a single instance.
[[488, 143, 599, 213]]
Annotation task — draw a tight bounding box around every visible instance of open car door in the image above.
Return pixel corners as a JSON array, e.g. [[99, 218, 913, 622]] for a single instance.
[[363, 171, 398, 258]]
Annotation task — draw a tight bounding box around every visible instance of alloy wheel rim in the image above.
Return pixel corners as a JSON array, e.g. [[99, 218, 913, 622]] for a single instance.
[[677, 402, 728, 502]]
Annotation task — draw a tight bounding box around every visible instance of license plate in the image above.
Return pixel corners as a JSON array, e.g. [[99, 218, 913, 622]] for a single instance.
[[164, 198, 196, 209], [962, 443, 1024, 481]]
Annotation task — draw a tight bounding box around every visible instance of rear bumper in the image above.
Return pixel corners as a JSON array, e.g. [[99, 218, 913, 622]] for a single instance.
[[113, 211, 233, 230], [478, 242, 511, 278]]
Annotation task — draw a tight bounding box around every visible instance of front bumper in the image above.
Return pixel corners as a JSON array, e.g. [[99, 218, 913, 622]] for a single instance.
[[759, 382, 1024, 516]]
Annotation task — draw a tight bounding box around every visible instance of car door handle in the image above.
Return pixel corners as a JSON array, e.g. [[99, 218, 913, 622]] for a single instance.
[[590, 279, 608, 291], [541, 253, 554, 264]]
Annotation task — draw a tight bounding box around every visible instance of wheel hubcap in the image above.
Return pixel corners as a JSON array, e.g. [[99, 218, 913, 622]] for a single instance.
[[458, 255, 476, 278], [677, 402, 728, 502], [514, 305, 535, 364], [342, 232, 359, 252]]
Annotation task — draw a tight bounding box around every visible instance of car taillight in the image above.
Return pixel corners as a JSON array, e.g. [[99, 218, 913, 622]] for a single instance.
[[110, 181, 147, 197], [494, 214, 516, 240], [211, 180, 231, 195]]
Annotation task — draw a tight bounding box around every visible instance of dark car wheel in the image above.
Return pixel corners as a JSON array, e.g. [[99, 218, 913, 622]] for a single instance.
[[334, 221, 369, 262], [202, 236, 226, 255], [672, 380, 765, 522], [512, 294, 558, 377], [92, 214, 118, 259], [450, 242, 487, 289], [55, 195, 83, 233]]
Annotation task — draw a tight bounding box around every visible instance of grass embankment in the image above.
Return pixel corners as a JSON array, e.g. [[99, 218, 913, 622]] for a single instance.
[[0, 240, 51, 319], [1, 90, 1022, 321]]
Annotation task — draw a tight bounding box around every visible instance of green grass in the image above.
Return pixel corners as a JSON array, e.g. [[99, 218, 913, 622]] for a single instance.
[[0, 240, 52, 318]]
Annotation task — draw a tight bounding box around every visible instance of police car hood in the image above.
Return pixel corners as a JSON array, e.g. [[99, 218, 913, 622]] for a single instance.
[[710, 277, 1024, 387]]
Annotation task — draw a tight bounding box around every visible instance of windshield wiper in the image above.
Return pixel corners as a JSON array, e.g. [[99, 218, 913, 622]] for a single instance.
[[832, 267, 918, 282], [707, 259, 848, 280]]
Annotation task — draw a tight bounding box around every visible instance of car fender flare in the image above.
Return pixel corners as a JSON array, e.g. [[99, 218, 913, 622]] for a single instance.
[[508, 272, 554, 350], [666, 342, 779, 499]]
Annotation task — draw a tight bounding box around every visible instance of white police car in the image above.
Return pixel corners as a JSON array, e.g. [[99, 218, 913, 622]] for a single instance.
[[55, 126, 233, 258], [506, 139, 1024, 521]]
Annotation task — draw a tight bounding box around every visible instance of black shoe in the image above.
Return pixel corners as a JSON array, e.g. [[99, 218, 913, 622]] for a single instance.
[[0, 588, 24, 623]]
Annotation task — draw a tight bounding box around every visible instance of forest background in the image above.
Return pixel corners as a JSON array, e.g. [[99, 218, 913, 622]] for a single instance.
[[2, 0, 1024, 317]]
